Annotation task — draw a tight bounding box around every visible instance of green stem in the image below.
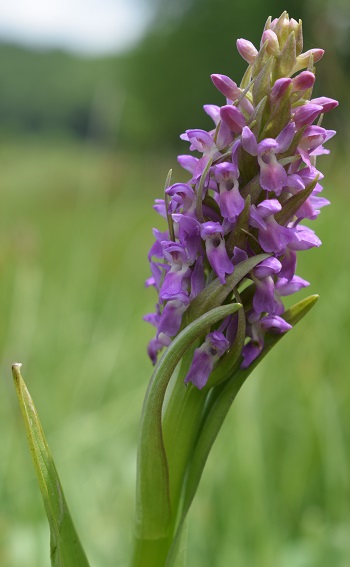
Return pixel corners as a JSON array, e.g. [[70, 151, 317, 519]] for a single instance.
[[130, 536, 171, 567]]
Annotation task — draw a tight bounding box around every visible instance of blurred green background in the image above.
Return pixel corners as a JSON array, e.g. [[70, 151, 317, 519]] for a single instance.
[[0, 1, 350, 566]]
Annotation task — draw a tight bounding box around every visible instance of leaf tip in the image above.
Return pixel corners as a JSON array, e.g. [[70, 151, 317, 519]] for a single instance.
[[12, 362, 23, 381]]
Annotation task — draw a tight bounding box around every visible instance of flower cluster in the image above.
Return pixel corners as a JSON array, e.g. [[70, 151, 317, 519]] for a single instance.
[[144, 12, 337, 389]]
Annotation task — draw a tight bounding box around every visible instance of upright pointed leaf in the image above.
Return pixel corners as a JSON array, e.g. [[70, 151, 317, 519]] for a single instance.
[[12, 364, 90, 567]]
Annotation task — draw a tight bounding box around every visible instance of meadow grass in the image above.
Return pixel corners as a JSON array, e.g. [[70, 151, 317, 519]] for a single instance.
[[0, 137, 349, 566]]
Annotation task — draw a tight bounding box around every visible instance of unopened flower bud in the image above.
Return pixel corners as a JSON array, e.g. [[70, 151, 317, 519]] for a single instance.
[[220, 105, 246, 133], [310, 97, 339, 113], [289, 18, 299, 32], [270, 78, 292, 102], [292, 71, 315, 92], [294, 48, 324, 72], [294, 103, 323, 127], [211, 74, 240, 100], [261, 29, 279, 55], [236, 38, 258, 64]]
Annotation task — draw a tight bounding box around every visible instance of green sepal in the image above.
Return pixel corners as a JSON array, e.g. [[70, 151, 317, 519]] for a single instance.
[[11, 364, 90, 567], [263, 16, 272, 34], [167, 294, 319, 560], [272, 12, 289, 41], [275, 174, 319, 226], [240, 65, 252, 90], [275, 31, 296, 79], [186, 253, 270, 325], [226, 195, 252, 253], [295, 20, 303, 56], [164, 169, 175, 242], [135, 302, 242, 539], [252, 57, 274, 107], [249, 95, 268, 138], [251, 40, 269, 79]]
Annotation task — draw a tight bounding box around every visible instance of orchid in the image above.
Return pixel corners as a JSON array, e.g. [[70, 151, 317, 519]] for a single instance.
[[11, 12, 337, 567], [137, 11, 337, 564]]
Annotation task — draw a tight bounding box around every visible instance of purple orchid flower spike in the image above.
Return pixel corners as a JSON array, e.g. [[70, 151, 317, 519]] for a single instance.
[[144, 10, 337, 374]]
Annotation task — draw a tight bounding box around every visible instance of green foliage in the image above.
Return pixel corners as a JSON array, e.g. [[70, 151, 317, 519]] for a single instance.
[[11, 364, 90, 567]]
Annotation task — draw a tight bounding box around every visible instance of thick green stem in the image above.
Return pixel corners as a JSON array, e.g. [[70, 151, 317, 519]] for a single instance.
[[130, 536, 171, 567]]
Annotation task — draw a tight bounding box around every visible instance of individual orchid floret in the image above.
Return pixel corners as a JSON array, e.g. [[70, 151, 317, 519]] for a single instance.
[[242, 123, 295, 194], [180, 129, 215, 154], [294, 48, 324, 72], [294, 103, 324, 128], [200, 222, 234, 283], [236, 38, 258, 64], [220, 105, 246, 134], [310, 97, 339, 113], [261, 29, 280, 55], [159, 241, 192, 303], [292, 71, 315, 92], [157, 299, 188, 337], [214, 162, 245, 222], [270, 78, 292, 102], [250, 199, 294, 255], [251, 257, 282, 315], [210, 74, 241, 101], [184, 331, 230, 389], [241, 314, 292, 368]]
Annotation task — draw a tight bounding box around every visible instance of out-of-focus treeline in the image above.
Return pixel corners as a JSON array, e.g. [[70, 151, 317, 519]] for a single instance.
[[0, 0, 348, 149]]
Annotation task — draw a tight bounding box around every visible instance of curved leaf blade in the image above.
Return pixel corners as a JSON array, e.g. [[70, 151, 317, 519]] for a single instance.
[[135, 302, 242, 539], [12, 364, 90, 567], [167, 295, 319, 562]]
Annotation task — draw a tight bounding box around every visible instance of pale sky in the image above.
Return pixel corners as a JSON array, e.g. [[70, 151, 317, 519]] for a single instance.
[[0, 0, 152, 55]]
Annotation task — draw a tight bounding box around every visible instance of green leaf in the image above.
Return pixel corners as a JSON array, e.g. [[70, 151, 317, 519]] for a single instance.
[[185, 253, 270, 325], [168, 294, 319, 558], [12, 364, 90, 567], [135, 302, 242, 539]]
